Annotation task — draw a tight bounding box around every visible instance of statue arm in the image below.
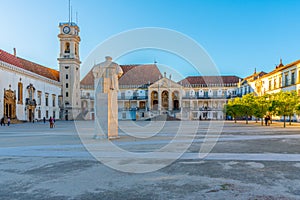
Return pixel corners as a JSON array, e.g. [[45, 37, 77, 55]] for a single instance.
[[116, 65, 123, 78]]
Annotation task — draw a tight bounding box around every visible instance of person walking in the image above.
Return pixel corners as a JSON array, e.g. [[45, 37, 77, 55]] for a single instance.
[[264, 116, 268, 126], [49, 117, 53, 128], [43, 117, 46, 123], [0, 117, 4, 126], [267, 115, 271, 126], [7, 116, 10, 126]]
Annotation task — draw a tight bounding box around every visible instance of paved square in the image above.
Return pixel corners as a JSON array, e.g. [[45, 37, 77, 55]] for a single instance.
[[0, 121, 300, 200]]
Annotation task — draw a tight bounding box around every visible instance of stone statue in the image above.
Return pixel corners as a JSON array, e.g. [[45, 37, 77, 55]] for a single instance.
[[92, 56, 123, 92], [92, 56, 123, 139]]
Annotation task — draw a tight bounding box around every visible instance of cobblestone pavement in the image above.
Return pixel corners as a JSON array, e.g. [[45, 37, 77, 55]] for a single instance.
[[0, 120, 300, 200]]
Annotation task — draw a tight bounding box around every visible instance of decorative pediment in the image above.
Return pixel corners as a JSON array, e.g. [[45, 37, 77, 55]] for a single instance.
[[4, 89, 16, 100], [149, 77, 182, 89]]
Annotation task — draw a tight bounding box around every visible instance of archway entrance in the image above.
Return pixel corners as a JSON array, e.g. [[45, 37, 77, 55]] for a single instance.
[[3, 89, 16, 119], [161, 90, 169, 110], [151, 91, 158, 110], [172, 91, 179, 110]]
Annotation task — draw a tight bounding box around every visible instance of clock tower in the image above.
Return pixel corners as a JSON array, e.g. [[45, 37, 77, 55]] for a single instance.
[[58, 22, 81, 120]]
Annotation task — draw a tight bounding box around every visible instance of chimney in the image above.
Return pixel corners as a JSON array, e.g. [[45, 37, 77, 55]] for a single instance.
[[169, 74, 172, 80], [164, 72, 166, 78], [13, 48, 16, 57]]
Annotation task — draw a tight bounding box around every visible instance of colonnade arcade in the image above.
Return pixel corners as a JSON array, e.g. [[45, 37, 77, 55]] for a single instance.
[[148, 77, 183, 112], [149, 90, 181, 111]]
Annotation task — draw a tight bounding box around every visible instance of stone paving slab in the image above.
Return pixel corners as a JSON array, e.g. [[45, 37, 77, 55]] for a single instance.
[[0, 121, 300, 199]]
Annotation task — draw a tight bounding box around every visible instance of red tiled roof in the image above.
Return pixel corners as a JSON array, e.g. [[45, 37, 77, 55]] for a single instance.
[[180, 76, 241, 86], [119, 64, 162, 85], [0, 49, 24, 68], [0, 49, 59, 81], [80, 64, 162, 87], [80, 70, 94, 86], [17, 57, 59, 81]]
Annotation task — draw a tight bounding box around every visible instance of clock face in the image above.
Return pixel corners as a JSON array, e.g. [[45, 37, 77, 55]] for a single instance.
[[63, 26, 71, 34]]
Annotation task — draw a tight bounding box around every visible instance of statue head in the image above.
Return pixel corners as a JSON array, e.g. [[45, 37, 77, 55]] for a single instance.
[[105, 56, 113, 61]]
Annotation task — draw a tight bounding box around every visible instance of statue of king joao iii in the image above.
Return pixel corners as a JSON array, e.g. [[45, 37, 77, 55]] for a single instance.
[[92, 56, 123, 139]]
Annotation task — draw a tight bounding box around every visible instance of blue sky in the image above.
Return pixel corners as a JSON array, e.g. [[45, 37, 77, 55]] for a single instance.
[[1, 0, 300, 80]]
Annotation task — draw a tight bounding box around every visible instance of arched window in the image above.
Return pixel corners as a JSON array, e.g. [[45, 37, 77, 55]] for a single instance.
[[75, 44, 78, 55], [64, 42, 70, 53], [17, 82, 23, 104]]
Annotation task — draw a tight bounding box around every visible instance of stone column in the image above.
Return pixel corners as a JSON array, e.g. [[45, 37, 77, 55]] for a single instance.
[[158, 91, 162, 113], [168, 90, 173, 111], [148, 89, 152, 110]]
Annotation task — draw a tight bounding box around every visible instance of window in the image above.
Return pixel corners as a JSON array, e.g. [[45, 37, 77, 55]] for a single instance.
[[193, 101, 197, 109], [125, 102, 130, 109], [204, 91, 208, 98], [213, 90, 218, 97], [58, 96, 62, 107], [37, 91, 42, 105], [269, 80, 272, 91], [65, 66, 69, 69], [52, 94, 56, 107], [66, 92, 69, 97], [64, 42, 70, 53], [53, 111, 56, 119], [291, 71, 295, 85], [28, 85, 34, 101], [17, 82, 23, 104], [285, 73, 289, 86], [66, 74, 69, 79], [279, 76, 282, 87], [38, 109, 41, 119], [121, 92, 125, 99], [66, 83, 69, 88], [274, 79, 277, 89], [46, 110, 49, 118], [45, 93, 49, 106]]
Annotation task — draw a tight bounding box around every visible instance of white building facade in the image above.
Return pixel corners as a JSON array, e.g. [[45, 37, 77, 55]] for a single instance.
[[0, 49, 61, 121]]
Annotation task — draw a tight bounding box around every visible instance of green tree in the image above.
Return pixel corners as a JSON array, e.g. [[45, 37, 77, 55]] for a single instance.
[[272, 91, 299, 128], [225, 98, 243, 123], [253, 94, 270, 126], [240, 93, 256, 124], [295, 103, 300, 115]]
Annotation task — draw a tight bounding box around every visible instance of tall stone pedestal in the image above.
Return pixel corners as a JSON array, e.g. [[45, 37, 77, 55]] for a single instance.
[[95, 78, 119, 139]]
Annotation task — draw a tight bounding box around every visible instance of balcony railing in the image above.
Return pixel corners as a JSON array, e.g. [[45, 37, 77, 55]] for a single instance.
[[118, 96, 148, 100], [182, 95, 227, 99], [25, 98, 36, 106], [81, 95, 94, 100], [118, 107, 148, 112]]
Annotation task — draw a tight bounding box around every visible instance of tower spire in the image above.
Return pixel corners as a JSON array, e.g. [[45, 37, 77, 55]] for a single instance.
[[76, 11, 78, 24], [71, 5, 73, 23], [68, 0, 71, 24]]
